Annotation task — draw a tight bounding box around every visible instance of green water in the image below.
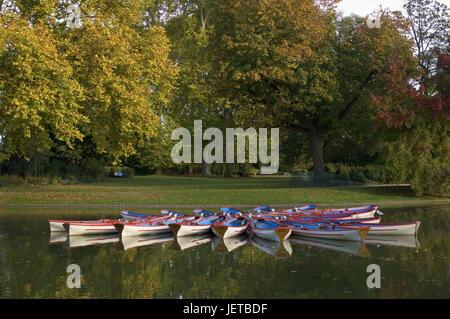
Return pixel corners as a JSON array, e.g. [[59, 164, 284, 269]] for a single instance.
[[0, 205, 448, 298]]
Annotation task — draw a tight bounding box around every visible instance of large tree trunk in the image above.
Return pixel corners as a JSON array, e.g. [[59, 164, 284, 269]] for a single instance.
[[224, 163, 234, 177], [309, 126, 325, 179]]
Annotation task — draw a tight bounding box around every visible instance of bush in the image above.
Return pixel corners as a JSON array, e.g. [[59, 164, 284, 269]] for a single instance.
[[64, 164, 82, 178], [324, 163, 399, 184], [107, 166, 135, 178], [0, 175, 63, 186], [289, 171, 357, 187], [0, 175, 25, 187], [81, 158, 108, 182], [248, 166, 259, 176], [24, 175, 48, 185]]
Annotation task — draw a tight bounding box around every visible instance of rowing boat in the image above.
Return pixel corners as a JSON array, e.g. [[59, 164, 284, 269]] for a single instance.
[[342, 221, 421, 236], [49, 219, 115, 232], [118, 214, 197, 237], [169, 211, 225, 237], [288, 208, 377, 221], [283, 220, 370, 241], [251, 205, 378, 221], [212, 216, 249, 239], [64, 220, 118, 236], [119, 209, 178, 219], [248, 218, 292, 242]]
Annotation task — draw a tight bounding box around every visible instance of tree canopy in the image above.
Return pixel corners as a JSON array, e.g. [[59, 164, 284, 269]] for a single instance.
[[0, 0, 448, 195]]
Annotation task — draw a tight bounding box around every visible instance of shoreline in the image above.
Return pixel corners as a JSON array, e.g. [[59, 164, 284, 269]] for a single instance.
[[1, 199, 449, 209]]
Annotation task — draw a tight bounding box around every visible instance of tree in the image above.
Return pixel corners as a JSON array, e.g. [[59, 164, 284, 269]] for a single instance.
[[0, 0, 177, 173], [210, 2, 417, 179], [0, 10, 85, 164], [404, 0, 450, 89], [372, 36, 449, 195], [62, 0, 177, 163], [165, 0, 226, 176]]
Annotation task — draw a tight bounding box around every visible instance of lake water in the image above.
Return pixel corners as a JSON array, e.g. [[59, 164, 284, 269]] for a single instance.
[[0, 205, 448, 299]]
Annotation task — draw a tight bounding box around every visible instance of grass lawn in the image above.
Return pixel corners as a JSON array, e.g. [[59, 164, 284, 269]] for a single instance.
[[0, 175, 448, 207]]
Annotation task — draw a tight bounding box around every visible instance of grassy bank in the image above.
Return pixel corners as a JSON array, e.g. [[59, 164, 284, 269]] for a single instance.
[[0, 175, 448, 207]]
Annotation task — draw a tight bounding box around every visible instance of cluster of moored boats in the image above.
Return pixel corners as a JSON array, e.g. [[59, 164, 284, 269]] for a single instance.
[[49, 205, 421, 244]]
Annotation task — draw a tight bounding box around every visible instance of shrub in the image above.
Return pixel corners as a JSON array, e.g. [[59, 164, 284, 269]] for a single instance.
[[81, 158, 108, 182], [324, 163, 399, 184], [0, 175, 25, 187], [107, 166, 135, 178]]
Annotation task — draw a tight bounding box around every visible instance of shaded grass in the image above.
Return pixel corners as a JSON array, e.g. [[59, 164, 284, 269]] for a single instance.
[[0, 175, 446, 206]]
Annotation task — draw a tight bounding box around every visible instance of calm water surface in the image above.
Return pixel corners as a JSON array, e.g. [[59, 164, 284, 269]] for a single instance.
[[0, 205, 448, 298]]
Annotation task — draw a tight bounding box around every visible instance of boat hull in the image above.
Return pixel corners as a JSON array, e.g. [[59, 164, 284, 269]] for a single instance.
[[170, 224, 213, 237], [290, 226, 370, 241], [49, 220, 67, 232], [120, 224, 171, 237], [345, 221, 420, 236], [251, 227, 292, 243], [212, 224, 248, 239], [49, 219, 115, 232], [65, 223, 117, 236]]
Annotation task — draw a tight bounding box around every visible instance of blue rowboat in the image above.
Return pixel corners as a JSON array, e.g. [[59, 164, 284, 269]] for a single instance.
[[212, 216, 249, 239], [280, 220, 370, 241], [220, 207, 243, 215], [249, 218, 292, 242], [117, 214, 196, 237], [169, 211, 225, 237], [340, 221, 421, 236]]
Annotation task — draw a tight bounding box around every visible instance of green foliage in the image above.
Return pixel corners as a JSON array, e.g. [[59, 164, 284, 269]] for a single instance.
[[106, 166, 135, 178], [0, 175, 26, 187], [371, 28, 450, 196], [80, 158, 108, 182], [0, 0, 447, 193], [0, 0, 177, 171], [325, 163, 398, 184]]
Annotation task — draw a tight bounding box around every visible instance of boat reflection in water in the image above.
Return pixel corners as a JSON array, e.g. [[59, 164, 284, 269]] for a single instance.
[[121, 234, 174, 250], [64, 234, 120, 249], [48, 232, 68, 245], [250, 235, 292, 259], [289, 234, 421, 257], [170, 233, 216, 251], [212, 233, 250, 254], [289, 235, 371, 257], [365, 235, 421, 250], [48, 231, 421, 257]]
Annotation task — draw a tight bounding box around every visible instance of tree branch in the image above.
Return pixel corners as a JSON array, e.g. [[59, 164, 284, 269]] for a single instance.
[[338, 70, 378, 121]]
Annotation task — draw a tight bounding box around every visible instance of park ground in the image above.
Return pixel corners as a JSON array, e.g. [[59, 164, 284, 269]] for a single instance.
[[0, 175, 448, 208]]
